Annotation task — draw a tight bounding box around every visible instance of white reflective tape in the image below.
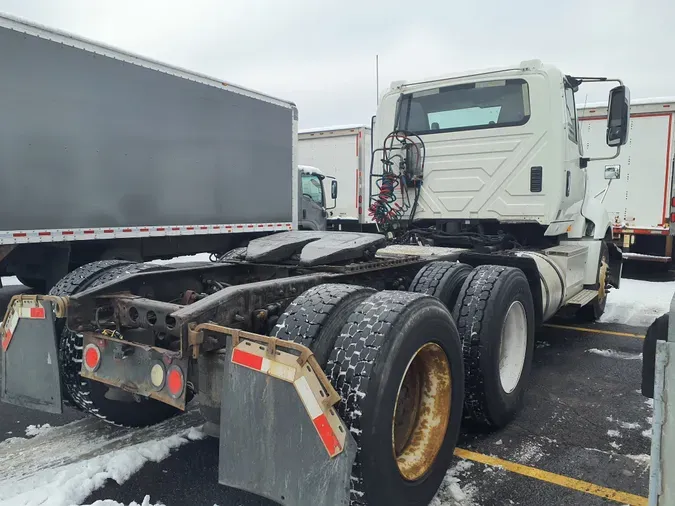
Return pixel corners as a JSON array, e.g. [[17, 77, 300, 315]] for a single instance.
[[294, 376, 323, 419], [0, 223, 294, 245], [268, 360, 296, 382]]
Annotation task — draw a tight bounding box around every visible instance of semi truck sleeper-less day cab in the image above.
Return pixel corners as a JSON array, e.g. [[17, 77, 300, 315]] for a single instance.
[[0, 16, 632, 506]]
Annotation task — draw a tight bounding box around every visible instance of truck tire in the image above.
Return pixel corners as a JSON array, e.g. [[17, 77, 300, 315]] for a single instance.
[[271, 283, 375, 367], [327, 291, 464, 506], [578, 241, 610, 322], [409, 261, 472, 311], [454, 265, 535, 429], [50, 260, 180, 426], [642, 313, 669, 398]]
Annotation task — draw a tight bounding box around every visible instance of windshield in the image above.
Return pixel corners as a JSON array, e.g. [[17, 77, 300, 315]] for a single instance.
[[396, 78, 531, 135], [301, 173, 324, 206]]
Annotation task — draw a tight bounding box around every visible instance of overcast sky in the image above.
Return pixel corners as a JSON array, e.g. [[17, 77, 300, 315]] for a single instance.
[[1, 0, 672, 128]]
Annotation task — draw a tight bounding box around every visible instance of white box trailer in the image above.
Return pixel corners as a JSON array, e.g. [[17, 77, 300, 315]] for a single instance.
[[579, 98, 675, 263], [298, 125, 375, 230]]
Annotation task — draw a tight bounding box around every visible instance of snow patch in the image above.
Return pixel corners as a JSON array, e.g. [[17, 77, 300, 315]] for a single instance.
[[601, 278, 675, 327], [587, 349, 642, 360], [0, 413, 204, 506], [25, 424, 53, 438], [626, 454, 651, 465], [149, 253, 212, 266], [2, 276, 22, 286], [609, 441, 622, 450], [80, 496, 165, 506], [642, 429, 652, 439], [430, 460, 478, 506], [512, 441, 545, 463], [607, 430, 622, 438]]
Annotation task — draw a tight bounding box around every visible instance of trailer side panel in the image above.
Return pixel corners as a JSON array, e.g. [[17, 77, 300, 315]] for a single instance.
[[0, 22, 294, 232]]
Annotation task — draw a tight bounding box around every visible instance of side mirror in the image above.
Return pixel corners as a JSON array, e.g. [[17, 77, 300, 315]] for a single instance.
[[606, 85, 630, 147], [604, 164, 621, 180], [331, 180, 338, 200]]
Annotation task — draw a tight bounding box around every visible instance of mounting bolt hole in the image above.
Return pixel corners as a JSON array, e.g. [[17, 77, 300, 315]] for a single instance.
[[165, 315, 176, 329], [147, 311, 157, 326], [128, 307, 139, 322]]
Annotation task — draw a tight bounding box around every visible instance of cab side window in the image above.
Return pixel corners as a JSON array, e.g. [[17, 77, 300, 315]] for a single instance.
[[564, 87, 578, 144]]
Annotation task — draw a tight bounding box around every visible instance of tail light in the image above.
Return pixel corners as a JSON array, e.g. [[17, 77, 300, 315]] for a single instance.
[[150, 362, 166, 390], [83, 344, 101, 372], [167, 365, 185, 398]]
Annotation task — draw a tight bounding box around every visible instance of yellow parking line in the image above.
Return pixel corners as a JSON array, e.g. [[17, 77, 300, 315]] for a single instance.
[[543, 323, 645, 339], [454, 448, 648, 506]]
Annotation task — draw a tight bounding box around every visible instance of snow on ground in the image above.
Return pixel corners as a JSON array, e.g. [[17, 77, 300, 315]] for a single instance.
[[601, 278, 675, 327], [0, 412, 204, 506], [586, 349, 642, 360], [148, 253, 213, 266], [24, 424, 53, 438], [430, 460, 478, 506], [80, 497, 164, 506]]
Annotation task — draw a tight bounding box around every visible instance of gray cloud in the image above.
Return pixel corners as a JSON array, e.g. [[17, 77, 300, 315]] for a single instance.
[[1, 0, 672, 127]]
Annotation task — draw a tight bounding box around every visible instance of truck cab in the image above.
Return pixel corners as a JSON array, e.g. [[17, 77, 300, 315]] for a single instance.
[[374, 60, 602, 233], [298, 165, 338, 231]]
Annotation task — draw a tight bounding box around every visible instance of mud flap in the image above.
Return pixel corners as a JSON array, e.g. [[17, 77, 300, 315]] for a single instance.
[[217, 333, 357, 506], [607, 242, 623, 289], [1, 298, 63, 414]]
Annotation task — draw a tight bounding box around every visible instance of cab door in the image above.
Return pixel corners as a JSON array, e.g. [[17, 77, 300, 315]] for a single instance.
[[299, 173, 327, 231], [562, 82, 585, 208]]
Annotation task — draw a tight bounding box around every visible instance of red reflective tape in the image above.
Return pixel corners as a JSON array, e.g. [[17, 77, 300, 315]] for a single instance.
[[171, 227, 180, 231], [1, 328, 12, 351], [267, 224, 273, 227], [104, 229, 114, 233], [313, 414, 342, 456], [200, 226, 208, 230], [156, 227, 166, 232], [257, 224, 263, 228], [39, 231, 51, 236], [84, 230, 95, 234], [247, 225, 254, 228], [30, 307, 45, 319], [213, 226, 221, 229], [62, 231, 74, 235], [122, 228, 132, 233], [186, 226, 194, 230], [232, 349, 264, 370], [13, 233, 26, 238], [140, 228, 150, 232], [236, 225, 243, 229]]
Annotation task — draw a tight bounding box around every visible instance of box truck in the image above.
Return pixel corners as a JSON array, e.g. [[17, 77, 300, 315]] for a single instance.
[[298, 125, 374, 231], [579, 98, 675, 263], [2, 45, 633, 506], [0, 13, 335, 292]]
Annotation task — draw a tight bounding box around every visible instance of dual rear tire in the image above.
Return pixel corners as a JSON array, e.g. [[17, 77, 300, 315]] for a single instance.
[[410, 261, 535, 429], [274, 284, 464, 506]]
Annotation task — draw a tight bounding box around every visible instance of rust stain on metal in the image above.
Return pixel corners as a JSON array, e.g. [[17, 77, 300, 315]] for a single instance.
[[393, 343, 452, 481]]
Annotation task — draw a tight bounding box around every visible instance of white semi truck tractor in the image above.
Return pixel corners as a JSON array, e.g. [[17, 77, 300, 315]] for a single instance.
[[1, 58, 630, 506]]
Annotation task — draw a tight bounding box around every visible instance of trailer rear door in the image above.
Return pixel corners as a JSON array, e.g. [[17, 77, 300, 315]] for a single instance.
[[581, 113, 673, 229], [299, 127, 366, 223]]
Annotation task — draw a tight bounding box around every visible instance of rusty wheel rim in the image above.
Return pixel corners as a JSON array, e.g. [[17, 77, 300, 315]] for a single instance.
[[598, 256, 609, 301], [392, 342, 452, 481]]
